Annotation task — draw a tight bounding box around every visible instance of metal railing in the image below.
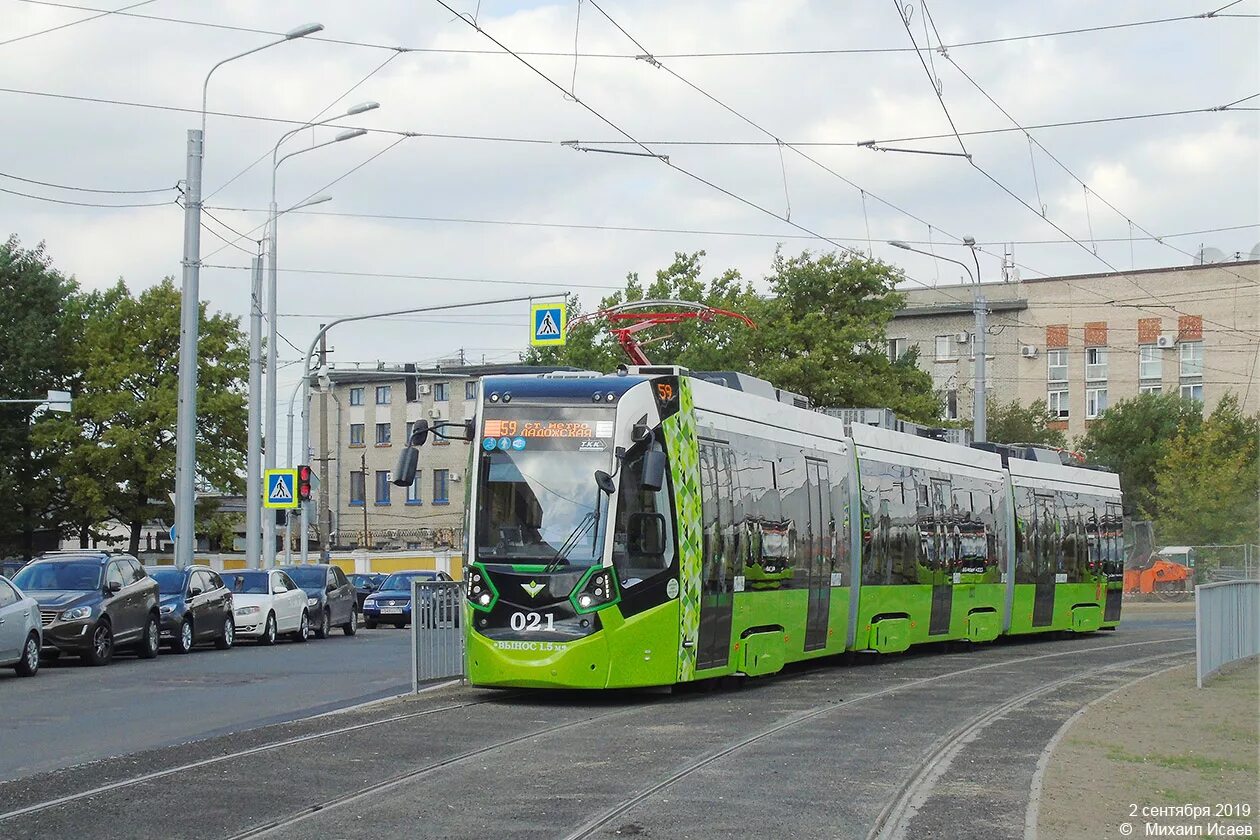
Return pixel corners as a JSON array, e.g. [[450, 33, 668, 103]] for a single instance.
[[411, 579, 465, 689], [1195, 580, 1260, 687]]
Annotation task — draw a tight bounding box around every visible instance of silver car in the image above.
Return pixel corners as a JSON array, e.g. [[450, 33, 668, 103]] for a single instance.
[[0, 576, 41, 677]]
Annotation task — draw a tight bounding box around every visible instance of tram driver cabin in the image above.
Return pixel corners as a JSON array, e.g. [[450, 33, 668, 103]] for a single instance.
[[397, 366, 1123, 690]]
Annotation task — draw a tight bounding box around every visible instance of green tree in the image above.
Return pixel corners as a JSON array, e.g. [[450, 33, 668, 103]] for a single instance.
[[979, 398, 1067, 448], [1077, 393, 1205, 518], [1150, 394, 1259, 547], [37, 278, 249, 554], [0, 237, 80, 558]]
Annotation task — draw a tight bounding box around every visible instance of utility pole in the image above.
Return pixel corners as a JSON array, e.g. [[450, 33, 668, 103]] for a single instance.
[[317, 326, 331, 560], [174, 127, 203, 570], [245, 255, 263, 566], [361, 450, 370, 550], [965, 237, 986, 444]]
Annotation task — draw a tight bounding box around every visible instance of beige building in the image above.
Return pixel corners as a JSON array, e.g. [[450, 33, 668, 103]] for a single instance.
[[308, 364, 569, 551], [888, 261, 1260, 442]]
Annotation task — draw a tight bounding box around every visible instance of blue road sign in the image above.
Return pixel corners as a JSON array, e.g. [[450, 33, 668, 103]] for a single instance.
[[264, 469, 299, 509], [530, 302, 566, 347]]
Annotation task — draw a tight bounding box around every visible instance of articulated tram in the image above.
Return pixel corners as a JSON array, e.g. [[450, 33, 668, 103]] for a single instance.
[[437, 366, 1123, 689]]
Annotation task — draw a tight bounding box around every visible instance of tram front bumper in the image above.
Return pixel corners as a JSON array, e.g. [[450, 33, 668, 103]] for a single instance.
[[466, 629, 612, 689]]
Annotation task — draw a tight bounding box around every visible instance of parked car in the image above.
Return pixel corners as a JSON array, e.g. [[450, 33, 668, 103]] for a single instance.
[[362, 570, 455, 629], [278, 564, 357, 638], [145, 565, 235, 653], [0, 576, 41, 677], [10, 551, 160, 666], [347, 573, 386, 611], [224, 569, 309, 645]]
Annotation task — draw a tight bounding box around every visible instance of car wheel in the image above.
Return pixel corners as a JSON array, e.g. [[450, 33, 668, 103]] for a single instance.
[[85, 621, 114, 666], [342, 610, 357, 636], [364, 619, 377, 630], [173, 619, 194, 654], [214, 615, 234, 650], [315, 608, 330, 639], [138, 615, 160, 659], [293, 611, 309, 642], [259, 613, 277, 646], [15, 632, 40, 677]]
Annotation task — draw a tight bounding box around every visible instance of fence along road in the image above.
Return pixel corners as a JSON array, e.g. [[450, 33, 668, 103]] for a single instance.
[[1195, 580, 1260, 687], [412, 579, 465, 688]]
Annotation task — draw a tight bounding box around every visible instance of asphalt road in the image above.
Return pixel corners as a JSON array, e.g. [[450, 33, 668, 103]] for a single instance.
[[0, 623, 413, 782], [0, 611, 1195, 840]]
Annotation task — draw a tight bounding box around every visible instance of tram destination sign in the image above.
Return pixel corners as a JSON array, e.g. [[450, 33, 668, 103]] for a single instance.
[[481, 408, 615, 452]]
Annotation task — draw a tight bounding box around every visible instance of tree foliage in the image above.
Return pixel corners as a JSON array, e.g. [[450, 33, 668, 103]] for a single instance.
[[980, 398, 1067, 448], [1150, 394, 1258, 547], [526, 250, 940, 423], [1077, 393, 1206, 518]]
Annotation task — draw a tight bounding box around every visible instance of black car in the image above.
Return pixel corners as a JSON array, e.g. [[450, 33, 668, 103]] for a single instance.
[[11, 551, 160, 666], [347, 573, 386, 611], [277, 564, 357, 638], [145, 565, 235, 653]]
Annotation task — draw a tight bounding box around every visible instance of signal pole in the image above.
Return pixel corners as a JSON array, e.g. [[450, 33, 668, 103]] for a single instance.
[[318, 327, 331, 560], [361, 450, 370, 550]]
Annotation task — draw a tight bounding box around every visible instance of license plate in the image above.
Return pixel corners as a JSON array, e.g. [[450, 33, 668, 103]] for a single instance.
[[380, 607, 403, 614]]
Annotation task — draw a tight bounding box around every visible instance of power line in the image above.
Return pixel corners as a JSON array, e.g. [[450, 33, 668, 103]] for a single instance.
[[204, 262, 617, 292], [0, 169, 176, 195], [0, 0, 154, 48], [0, 184, 176, 208]]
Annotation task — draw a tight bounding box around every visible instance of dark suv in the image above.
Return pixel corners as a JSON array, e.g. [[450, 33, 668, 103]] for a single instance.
[[278, 564, 357, 638], [11, 551, 161, 666], [145, 565, 235, 653]]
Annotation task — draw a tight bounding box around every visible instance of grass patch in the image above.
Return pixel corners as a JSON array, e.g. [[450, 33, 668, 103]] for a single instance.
[[1104, 747, 1255, 773]]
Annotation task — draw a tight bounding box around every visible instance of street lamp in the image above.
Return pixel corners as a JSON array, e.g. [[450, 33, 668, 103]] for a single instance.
[[259, 111, 375, 567], [175, 22, 323, 571], [889, 239, 988, 443]]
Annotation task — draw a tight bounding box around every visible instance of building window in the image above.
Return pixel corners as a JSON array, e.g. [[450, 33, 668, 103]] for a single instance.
[[433, 469, 449, 504], [375, 422, 391, 445], [935, 335, 953, 360], [465, 380, 477, 400], [944, 388, 958, 420], [1139, 345, 1162, 381], [375, 471, 391, 505], [349, 387, 364, 406], [1085, 347, 1108, 382], [1180, 382, 1204, 402], [406, 472, 422, 504], [1179, 341, 1203, 379], [1048, 389, 1069, 419], [886, 338, 907, 362], [376, 385, 391, 405], [434, 382, 449, 402], [350, 471, 365, 505], [1086, 387, 1108, 419], [349, 423, 365, 446], [1047, 349, 1068, 383], [1139, 383, 1162, 396]]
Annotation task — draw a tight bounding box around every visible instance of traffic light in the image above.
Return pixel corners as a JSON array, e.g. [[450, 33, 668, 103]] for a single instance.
[[297, 465, 313, 502]]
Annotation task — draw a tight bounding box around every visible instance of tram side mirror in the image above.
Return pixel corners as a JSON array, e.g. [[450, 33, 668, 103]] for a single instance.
[[594, 470, 617, 495], [409, 420, 430, 447], [393, 446, 419, 487], [628, 512, 666, 557], [631, 423, 651, 443], [642, 449, 667, 492]]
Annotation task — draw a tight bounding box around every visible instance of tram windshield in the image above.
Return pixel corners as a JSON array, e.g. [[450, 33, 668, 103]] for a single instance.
[[475, 407, 616, 567]]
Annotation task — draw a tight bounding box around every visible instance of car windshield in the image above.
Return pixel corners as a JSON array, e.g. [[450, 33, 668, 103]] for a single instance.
[[147, 568, 187, 595], [283, 567, 325, 588], [475, 407, 615, 567], [380, 572, 434, 591], [12, 561, 101, 591], [225, 572, 269, 594]]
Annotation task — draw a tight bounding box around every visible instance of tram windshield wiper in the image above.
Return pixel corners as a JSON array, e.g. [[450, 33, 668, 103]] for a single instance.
[[542, 470, 615, 574]]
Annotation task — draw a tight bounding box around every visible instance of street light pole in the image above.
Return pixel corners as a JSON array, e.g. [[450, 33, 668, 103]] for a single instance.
[[264, 117, 373, 567], [889, 239, 987, 443], [245, 254, 264, 566], [174, 22, 323, 571], [289, 294, 549, 564]]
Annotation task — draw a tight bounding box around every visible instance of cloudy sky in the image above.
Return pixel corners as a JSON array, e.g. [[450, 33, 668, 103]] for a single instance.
[[3, 0, 1257, 409]]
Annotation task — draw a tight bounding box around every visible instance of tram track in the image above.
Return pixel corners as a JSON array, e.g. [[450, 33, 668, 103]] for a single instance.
[[559, 635, 1194, 840]]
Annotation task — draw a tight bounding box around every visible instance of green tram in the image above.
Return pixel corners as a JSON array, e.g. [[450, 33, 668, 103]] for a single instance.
[[418, 366, 1123, 689]]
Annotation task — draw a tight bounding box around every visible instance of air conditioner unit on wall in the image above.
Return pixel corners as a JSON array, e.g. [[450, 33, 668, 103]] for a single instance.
[[956, 331, 971, 343], [427, 408, 442, 419], [1021, 345, 1038, 358], [1155, 334, 1176, 349], [418, 384, 431, 394]]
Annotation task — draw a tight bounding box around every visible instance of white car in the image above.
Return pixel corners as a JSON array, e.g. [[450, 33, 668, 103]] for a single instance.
[[223, 569, 309, 645], [0, 576, 42, 676]]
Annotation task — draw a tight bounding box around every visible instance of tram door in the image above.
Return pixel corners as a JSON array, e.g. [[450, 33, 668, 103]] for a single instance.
[[804, 460, 832, 650], [696, 442, 735, 671], [1032, 493, 1058, 626], [928, 478, 953, 635]]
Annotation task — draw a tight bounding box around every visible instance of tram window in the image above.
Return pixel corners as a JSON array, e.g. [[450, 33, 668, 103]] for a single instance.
[[778, 447, 810, 588], [1014, 487, 1036, 584], [612, 439, 675, 586]]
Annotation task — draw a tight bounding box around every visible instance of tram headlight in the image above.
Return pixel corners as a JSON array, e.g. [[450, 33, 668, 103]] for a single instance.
[[466, 566, 498, 612], [570, 567, 620, 614]]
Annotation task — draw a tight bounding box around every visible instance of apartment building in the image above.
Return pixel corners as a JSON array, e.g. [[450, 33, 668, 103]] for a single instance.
[[887, 261, 1259, 441], [307, 364, 570, 550]]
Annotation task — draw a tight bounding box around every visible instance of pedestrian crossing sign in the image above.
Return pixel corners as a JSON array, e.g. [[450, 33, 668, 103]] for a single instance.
[[530, 302, 566, 347], [264, 469, 299, 509]]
